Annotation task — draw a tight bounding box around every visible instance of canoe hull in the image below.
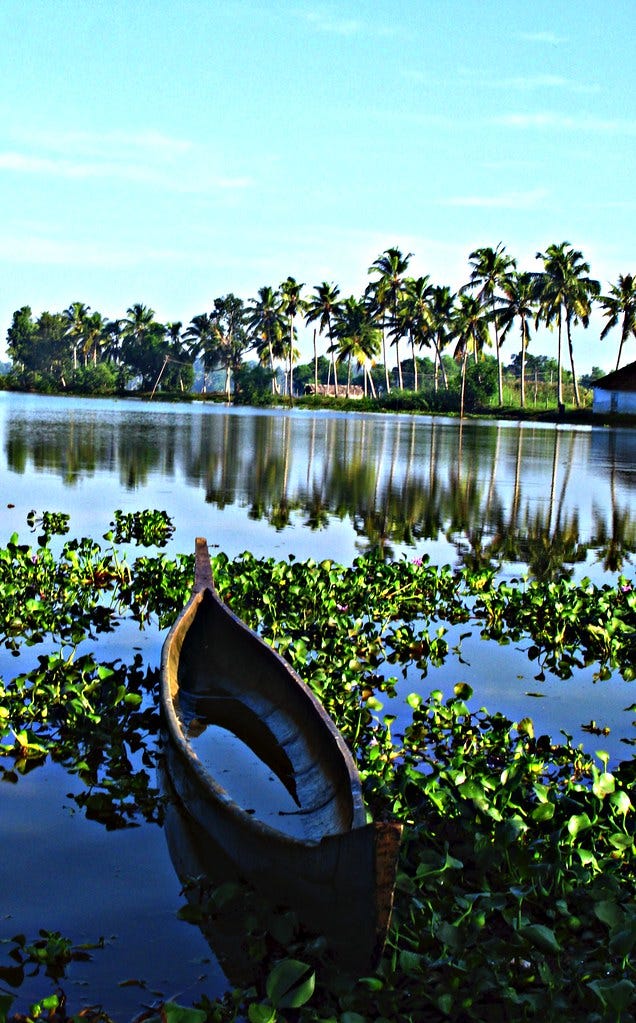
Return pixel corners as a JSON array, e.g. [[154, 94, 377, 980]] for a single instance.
[[160, 539, 401, 969]]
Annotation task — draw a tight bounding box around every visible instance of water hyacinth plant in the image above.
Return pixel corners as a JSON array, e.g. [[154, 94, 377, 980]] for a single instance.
[[0, 511, 634, 1022]]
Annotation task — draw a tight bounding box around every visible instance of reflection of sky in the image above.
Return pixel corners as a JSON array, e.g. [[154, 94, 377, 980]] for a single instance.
[[384, 622, 635, 769], [0, 760, 223, 1018]]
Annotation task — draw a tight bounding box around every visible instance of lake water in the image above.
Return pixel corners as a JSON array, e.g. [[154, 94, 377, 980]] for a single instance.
[[0, 392, 634, 1019]]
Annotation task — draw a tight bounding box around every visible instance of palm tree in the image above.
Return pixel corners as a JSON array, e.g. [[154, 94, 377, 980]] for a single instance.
[[102, 318, 123, 365], [333, 296, 381, 396], [366, 247, 413, 392], [211, 294, 249, 399], [184, 313, 218, 392], [535, 242, 600, 408], [165, 321, 183, 344], [120, 304, 160, 385], [397, 275, 434, 391], [599, 273, 636, 371], [305, 283, 343, 395], [123, 303, 155, 337], [246, 286, 285, 393], [63, 301, 91, 370], [497, 271, 538, 408], [426, 286, 454, 391], [463, 244, 516, 405], [83, 311, 107, 366], [449, 294, 492, 418], [280, 277, 305, 402]]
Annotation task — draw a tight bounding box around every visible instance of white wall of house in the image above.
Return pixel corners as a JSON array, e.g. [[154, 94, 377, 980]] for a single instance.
[[593, 387, 636, 414]]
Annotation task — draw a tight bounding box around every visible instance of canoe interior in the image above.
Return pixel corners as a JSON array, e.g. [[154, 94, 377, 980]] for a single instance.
[[163, 585, 366, 842]]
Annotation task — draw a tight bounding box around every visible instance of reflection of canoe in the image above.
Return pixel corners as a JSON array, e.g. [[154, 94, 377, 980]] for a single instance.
[[160, 767, 369, 983], [160, 538, 401, 970], [160, 766, 272, 988]]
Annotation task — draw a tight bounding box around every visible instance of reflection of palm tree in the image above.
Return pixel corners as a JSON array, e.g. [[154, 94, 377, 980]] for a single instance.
[[511, 427, 524, 527], [484, 425, 501, 519], [593, 506, 634, 573]]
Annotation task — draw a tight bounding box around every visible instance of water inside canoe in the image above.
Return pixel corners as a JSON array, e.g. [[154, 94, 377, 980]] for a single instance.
[[187, 719, 315, 839]]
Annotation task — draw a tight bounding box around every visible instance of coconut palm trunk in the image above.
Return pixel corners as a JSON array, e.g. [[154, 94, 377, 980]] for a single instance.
[[565, 316, 581, 407]]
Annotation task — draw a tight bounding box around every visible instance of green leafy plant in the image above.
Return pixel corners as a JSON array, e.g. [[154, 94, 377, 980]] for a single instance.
[[1, 516, 635, 1022]]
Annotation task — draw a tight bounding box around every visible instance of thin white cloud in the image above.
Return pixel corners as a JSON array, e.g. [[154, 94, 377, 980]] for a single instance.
[[495, 112, 636, 133], [8, 126, 194, 160], [441, 189, 548, 210], [497, 74, 599, 94], [0, 149, 252, 193], [293, 4, 398, 38], [455, 67, 598, 95], [296, 7, 362, 35], [0, 235, 187, 269], [517, 31, 563, 45]]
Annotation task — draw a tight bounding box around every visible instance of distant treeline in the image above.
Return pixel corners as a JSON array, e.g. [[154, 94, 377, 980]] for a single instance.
[[2, 243, 633, 411]]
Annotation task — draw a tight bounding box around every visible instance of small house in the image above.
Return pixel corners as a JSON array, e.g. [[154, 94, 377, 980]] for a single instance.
[[304, 383, 364, 399], [592, 361, 636, 414]]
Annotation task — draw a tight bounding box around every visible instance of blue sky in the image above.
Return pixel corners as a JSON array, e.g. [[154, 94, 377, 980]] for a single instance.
[[0, 0, 634, 371]]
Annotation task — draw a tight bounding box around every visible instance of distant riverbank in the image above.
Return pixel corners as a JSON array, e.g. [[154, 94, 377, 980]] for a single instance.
[[2, 379, 635, 429]]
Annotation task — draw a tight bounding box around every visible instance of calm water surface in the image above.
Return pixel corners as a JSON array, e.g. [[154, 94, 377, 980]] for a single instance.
[[1, 392, 634, 1018]]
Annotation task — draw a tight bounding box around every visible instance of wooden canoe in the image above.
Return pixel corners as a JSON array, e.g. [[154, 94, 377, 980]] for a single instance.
[[160, 538, 401, 970]]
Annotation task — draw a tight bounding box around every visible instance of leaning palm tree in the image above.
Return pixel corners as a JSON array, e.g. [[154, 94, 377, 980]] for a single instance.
[[246, 286, 285, 394], [280, 277, 305, 402], [366, 246, 413, 392], [305, 282, 343, 395], [599, 273, 636, 371], [463, 243, 516, 405], [535, 242, 600, 408], [496, 271, 539, 408]]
